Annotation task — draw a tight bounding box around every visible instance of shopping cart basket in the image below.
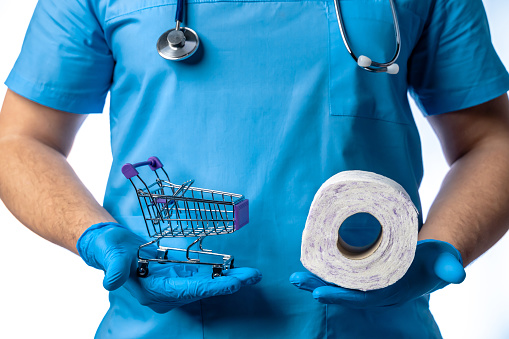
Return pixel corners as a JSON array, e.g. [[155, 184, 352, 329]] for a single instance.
[[122, 156, 249, 278]]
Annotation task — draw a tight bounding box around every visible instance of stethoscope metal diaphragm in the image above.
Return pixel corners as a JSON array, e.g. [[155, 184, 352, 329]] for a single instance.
[[157, 24, 200, 61], [157, 0, 199, 61]]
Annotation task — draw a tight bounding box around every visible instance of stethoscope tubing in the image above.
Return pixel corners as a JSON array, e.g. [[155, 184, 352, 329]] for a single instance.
[[161, 0, 402, 73], [175, 0, 185, 23], [334, 0, 401, 72]]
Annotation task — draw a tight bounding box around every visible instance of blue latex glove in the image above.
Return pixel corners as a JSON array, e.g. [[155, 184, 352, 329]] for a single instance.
[[290, 239, 466, 308], [77, 222, 262, 313]]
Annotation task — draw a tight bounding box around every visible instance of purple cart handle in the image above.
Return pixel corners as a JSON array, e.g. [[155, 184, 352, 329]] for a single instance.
[[122, 156, 164, 179]]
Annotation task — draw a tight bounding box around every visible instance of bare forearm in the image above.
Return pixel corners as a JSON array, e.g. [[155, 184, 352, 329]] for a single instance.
[[0, 135, 116, 254], [418, 137, 509, 266]]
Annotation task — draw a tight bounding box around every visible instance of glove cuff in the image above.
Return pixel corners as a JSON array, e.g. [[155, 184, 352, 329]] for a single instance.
[[417, 239, 464, 266], [76, 222, 128, 267]]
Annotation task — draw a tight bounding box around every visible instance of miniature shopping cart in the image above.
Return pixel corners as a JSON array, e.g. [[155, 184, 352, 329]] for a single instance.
[[122, 156, 249, 278]]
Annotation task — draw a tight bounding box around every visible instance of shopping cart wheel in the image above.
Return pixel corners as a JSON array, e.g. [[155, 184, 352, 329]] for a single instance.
[[212, 266, 223, 279], [137, 263, 149, 278]]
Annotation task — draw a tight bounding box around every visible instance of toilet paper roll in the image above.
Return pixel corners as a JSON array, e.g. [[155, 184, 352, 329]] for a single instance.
[[301, 171, 418, 291]]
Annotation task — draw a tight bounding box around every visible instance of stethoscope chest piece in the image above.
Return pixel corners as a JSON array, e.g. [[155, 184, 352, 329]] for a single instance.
[[157, 27, 200, 61]]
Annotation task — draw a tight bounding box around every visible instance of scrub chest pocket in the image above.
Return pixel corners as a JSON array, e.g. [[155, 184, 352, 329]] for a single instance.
[[327, 0, 423, 124]]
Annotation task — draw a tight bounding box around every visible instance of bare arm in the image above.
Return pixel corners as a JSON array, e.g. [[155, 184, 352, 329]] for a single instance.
[[418, 94, 509, 266], [0, 90, 116, 254]]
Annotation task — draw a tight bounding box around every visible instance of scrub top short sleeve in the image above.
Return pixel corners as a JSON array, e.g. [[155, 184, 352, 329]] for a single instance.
[[408, 0, 509, 116], [5, 0, 114, 114]]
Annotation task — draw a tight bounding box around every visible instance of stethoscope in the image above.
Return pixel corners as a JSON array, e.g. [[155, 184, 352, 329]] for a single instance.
[[157, 0, 401, 74], [157, 0, 199, 60]]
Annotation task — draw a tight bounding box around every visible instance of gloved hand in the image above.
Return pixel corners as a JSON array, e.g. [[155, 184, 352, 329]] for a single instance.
[[290, 239, 466, 308], [77, 222, 262, 313]]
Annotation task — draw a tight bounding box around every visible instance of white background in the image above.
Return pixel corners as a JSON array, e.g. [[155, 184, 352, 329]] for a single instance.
[[0, 0, 508, 338]]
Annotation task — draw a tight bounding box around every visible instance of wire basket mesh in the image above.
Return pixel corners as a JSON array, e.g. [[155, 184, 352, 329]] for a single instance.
[[137, 178, 249, 238]]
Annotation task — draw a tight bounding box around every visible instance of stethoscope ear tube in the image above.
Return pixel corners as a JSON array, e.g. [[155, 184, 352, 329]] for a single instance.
[[334, 0, 401, 74]]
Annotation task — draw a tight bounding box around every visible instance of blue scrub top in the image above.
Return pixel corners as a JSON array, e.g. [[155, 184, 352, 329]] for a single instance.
[[6, 0, 509, 337]]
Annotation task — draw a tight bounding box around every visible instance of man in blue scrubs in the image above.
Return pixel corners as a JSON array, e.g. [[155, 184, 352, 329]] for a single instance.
[[1, 0, 509, 337]]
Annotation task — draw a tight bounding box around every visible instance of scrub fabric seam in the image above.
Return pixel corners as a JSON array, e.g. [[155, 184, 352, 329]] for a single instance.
[[200, 300, 205, 339], [104, 0, 424, 24], [414, 74, 509, 101], [330, 113, 412, 126], [327, 0, 332, 119], [105, 0, 329, 22], [5, 71, 107, 114], [325, 304, 328, 339], [403, 127, 422, 216], [415, 74, 509, 116], [6, 70, 107, 100]]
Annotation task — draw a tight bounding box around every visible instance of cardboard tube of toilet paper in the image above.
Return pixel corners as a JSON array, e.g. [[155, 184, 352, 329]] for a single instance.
[[301, 171, 418, 291]]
